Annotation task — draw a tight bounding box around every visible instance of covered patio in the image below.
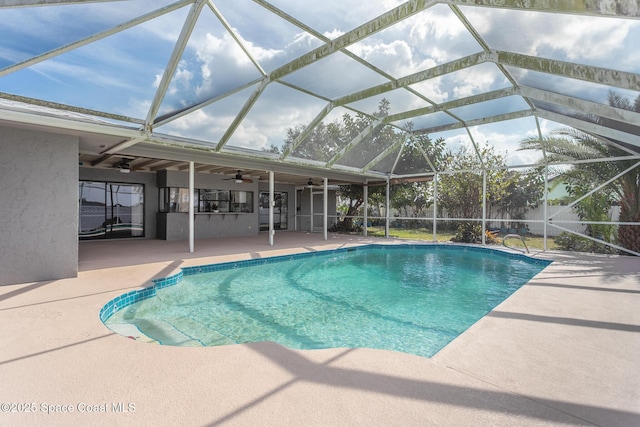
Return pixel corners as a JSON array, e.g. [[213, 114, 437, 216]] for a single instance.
[[1, 233, 638, 426]]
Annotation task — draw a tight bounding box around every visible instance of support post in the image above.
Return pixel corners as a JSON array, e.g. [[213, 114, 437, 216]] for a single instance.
[[294, 188, 298, 231], [433, 173, 438, 242], [188, 161, 194, 253], [543, 165, 549, 251], [363, 183, 368, 237], [482, 169, 487, 245], [309, 185, 313, 232], [323, 177, 328, 241], [269, 171, 274, 246], [385, 178, 390, 238]]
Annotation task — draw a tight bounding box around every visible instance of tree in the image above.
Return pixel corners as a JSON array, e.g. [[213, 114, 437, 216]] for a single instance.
[[437, 144, 510, 224], [497, 168, 545, 226], [520, 109, 640, 254], [275, 99, 445, 232]]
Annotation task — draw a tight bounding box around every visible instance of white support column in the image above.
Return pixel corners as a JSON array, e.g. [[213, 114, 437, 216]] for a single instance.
[[269, 171, 274, 246], [482, 169, 487, 245], [294, 188, 298, 231], [309, 186, 313, 232], [363, 183, 368, 237], [188, 161, 194, 253], [323, 177, 328, 241], [543, 165, 549, 251], [385, 178, 390, 238], [433, 173, 438, 242]]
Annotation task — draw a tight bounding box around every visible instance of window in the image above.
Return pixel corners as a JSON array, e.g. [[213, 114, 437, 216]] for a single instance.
[[159, 188, 253, 213], [199, 189, 229, 212], [229, 190, 253, 213], [79, 181, 144, 240], [159, 188, 198, 213]]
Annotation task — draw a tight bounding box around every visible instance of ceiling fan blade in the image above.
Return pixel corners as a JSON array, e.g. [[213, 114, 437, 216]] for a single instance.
[[242, 178, 253, 183]]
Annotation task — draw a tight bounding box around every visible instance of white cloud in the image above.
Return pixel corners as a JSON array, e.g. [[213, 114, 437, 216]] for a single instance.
[[530, 16, 631, 61], [191, 31, 278, 99], [467, 124, 545, 167], [407, 8, 466, 42], [322, 29, 345, 40], [230, 121, 270, 150], [287, 31, 323, 49], [122, 98, 151, 121], [170, 64, 194, 96], [452, 67, 500, 99], [159, 108, 231, 143], [411, 78, 450, 104], [463, 8, 634, 65], [351, 39, 419, 76]]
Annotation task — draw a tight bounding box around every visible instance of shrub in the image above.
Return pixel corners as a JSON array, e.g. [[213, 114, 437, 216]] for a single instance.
[[554, 232, 617, 254]]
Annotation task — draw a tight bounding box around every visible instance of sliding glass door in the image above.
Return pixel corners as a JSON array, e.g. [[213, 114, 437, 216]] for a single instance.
[[79, 181, 144, 240], [259, 191, 288, 231]]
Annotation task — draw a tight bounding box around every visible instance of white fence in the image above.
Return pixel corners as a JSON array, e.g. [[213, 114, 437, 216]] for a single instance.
[[385, 205, 622, 237], [523, 205, 621, 237]]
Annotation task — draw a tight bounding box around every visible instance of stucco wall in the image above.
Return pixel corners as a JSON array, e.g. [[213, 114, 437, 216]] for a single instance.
[[158, 170, 262, 240], [0, 126, 78, 285]]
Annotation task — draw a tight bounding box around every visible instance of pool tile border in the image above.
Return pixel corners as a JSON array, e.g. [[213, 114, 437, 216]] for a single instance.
[[99, 243, 551, 324]]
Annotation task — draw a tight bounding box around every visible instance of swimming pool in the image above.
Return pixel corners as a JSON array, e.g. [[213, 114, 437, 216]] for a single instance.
[[101, 244, 551, 358]]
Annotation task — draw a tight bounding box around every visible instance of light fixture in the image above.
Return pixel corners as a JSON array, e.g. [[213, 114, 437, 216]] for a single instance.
[[114, 158, 132, 173], [307, 179, 314, 188], [223, 171, 253, 184]]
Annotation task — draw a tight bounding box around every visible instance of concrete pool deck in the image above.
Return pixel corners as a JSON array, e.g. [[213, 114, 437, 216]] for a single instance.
[[1, 232, 638, 426]]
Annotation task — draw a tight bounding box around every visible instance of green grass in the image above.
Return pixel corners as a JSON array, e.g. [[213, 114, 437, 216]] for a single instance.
[[365, 227, 559, 250]]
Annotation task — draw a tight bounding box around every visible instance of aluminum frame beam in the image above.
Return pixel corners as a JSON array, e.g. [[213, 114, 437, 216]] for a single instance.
[[0, 0, 122, 7], [444, 0, 640, 19], [0, 105, 147, 139], [384, 87, 518, 124], [536, 110, 640, 148], [0, 92, 143, 124], [280, 103, 335, 160], [214, 77, 270, 151], [494, 50, 640, 91], [269, 0, 439, 81], [121, 142, 387, 184], [325, 118, 385, 168], [207, 0, 266, 77], [0, 0, 191, 78], [335, 52, 490, 107], [413, 109, 533, 135], [145, 0, 205, 130], [519, 85, 640, 125]]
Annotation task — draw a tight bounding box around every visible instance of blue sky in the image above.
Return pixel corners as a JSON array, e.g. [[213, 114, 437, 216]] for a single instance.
[[0, 0, 638, 168]]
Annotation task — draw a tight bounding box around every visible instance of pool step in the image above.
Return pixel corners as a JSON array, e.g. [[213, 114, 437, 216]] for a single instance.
[[164, 316, 237, 346], [124, 316, 236, 347], [129, 318, 203, 346]]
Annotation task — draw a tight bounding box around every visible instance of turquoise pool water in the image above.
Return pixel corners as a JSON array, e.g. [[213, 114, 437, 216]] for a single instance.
[[103, 245, 550, 358]]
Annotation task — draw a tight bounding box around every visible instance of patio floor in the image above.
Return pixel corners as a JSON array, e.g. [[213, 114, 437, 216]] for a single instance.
[[1, 232, 639, 426]]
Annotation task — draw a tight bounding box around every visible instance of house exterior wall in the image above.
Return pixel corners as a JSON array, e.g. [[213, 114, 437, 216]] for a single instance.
[[0, 126, 78, 285], [158, 170, 262, 240]]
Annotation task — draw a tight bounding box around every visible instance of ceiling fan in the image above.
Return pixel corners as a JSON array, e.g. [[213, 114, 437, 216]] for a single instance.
[[224, 170, 253, 184], [113, 158, 133, 173]]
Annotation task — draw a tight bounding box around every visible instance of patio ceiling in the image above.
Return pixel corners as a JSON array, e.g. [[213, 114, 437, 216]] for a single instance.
[[0, 0, 639, 184]]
